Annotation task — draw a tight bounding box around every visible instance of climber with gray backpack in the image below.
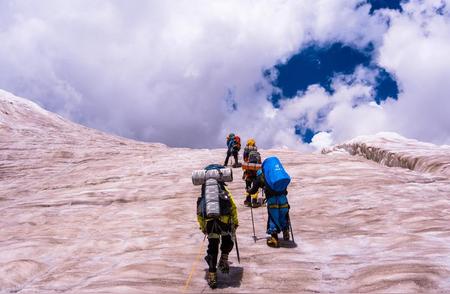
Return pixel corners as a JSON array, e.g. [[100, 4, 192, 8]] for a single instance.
[[242, 138, 262, 207], [246, 157, 293, 248], [193, 164, 239, 289]]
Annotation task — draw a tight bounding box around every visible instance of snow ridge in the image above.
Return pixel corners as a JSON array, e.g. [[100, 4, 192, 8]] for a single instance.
[[323, 132, 450, 177]]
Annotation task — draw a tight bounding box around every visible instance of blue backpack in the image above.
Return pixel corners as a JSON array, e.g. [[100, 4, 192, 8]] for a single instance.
[[262, 157, 291, 193]]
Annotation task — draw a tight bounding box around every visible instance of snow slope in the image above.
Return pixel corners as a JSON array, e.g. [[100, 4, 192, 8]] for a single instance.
[[1, 90, 450, 293]]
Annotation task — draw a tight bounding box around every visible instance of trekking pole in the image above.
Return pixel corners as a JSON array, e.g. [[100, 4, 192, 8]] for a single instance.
[[250, 202, 256, 242], [261, 189, 266, 206], [233, 225, 241, 263], [287, 212, 295, 243]]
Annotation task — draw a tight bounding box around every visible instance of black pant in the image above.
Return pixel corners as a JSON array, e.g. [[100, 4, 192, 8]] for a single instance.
[[224, 150, 239, 166], [206, 235, 234, 272], [245, 178, 252, 189], [205, 220, 234, 272]]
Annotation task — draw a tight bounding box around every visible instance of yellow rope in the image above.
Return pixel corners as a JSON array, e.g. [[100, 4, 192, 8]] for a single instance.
[[182, 235, 206, 293]]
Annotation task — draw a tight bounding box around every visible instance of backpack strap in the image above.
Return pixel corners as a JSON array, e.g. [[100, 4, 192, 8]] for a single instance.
[[264, 186, 288, 198]]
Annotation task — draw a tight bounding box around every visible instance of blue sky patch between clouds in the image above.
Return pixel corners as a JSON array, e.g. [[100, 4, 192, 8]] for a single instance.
[[267, 41, 399, 143], [367, 0, 404, 14]]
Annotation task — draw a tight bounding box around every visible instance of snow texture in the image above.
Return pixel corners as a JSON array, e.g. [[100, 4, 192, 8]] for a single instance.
[[1, 89, 450, 293]]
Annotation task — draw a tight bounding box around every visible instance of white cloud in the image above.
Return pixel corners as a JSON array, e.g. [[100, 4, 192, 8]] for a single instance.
[[377, 0, 450, 143], [311, 131, 333, 150], [0, 0, 390, 148], [241, 0, 450, 148], [1, 0, 448, 149]]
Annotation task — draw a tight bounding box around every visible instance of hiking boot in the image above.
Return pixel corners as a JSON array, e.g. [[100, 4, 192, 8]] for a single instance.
[[244, 195, 251, 207], [218, 254, 230, 274], [283, 229, 290, 241], [251, 198, 261, 208], [266, 233, 279, 248], [207, 271, 217, 289]]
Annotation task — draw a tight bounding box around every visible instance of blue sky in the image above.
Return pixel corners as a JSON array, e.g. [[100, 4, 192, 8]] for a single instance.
[[266, 1, 404, 143], [368, 0, 404, 13], [270, 43, 399, 102], [0, 0, 449, 149], [268, 42, 399, 142]]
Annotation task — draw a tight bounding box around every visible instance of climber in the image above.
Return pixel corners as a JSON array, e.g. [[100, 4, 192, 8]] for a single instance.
[[246, 157, 291, 248], [224, 133, 241, 167], [195, 164, 239, 289], [242, 138, 262, 207]]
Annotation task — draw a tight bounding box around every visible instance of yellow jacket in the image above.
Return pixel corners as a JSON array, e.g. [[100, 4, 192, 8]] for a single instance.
[[197, 187, 239, 232]]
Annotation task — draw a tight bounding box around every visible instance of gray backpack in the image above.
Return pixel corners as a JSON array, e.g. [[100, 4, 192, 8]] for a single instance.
[[192, 166, 233, 219], [248, 150, 261, 164], [196, 179, 232, 219]]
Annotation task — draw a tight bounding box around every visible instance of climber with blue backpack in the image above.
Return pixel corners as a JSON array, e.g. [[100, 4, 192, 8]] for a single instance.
[[224, 133, 241, 167], [246, 157, 292, 248], [192, 164, 239, 289]]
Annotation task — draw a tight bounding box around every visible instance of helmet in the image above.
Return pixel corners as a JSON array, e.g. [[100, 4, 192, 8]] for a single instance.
[[247, 138, 256, 146]]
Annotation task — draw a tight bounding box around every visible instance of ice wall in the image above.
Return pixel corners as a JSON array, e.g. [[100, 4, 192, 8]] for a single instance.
[[323, 132, 450, 177]]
